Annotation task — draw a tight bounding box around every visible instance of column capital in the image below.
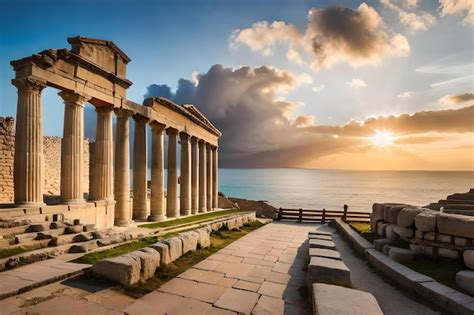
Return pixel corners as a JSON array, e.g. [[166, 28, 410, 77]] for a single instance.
[[166, 127, 179, 136], [179, 132, 191, 141], [150, 121, 166, 133], [58, 90, 91, 107], [132, 114, 149, 124], [114, 108, 134, 119], [198, 139, 206, 146], [95, 106, 113, 114], [190, 136, 199, 144], [12, 77, 47, 92]]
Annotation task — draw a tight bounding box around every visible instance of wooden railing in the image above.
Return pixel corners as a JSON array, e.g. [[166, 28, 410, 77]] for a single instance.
[[276, 205, 370, 223]]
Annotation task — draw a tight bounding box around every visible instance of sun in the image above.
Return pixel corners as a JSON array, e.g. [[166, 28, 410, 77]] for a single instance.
[[370, 130, 395, 147]]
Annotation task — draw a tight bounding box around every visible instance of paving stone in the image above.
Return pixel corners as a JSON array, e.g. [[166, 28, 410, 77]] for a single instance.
[[312, 283, 383, 315], [252, 295, 284, 315], [308, 230, 332, 237], [258, 281, 286, 298], [308, 234, 332, 241], [233, 280, 261, 292], [178, 268, 224, 285], [307, 257, 351, 287], [308, 248, 341, 260], [159, 278, 226, 303], [214, 261, 255, 278], [214, 287, 259, 314], [308, 239, 336, 250], [194, 259, 222, 271], [248, 265, 273, 278]]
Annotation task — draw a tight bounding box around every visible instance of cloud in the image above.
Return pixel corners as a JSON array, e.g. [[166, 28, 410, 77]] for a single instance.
[[397, 91, 412, 98], [230, 3, 410, 69], [439, 92, 474, 105], [293, 115, 315, 128], [145, 64, 474, 168], [439, 0, 474, 24], [347, 79, 367, 89], [312, 84, 325, 93], [381, 0, 436, 32]]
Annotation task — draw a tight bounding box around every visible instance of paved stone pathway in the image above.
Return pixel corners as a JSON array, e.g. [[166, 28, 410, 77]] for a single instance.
[[124, 222, 314, 314]]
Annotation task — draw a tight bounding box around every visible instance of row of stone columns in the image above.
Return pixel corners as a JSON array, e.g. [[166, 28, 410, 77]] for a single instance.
[[12, 77, 219, 227]]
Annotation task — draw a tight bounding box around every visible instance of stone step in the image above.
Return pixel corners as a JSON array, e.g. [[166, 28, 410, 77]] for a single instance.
[[307, 256, 351, 287], [0, 225, 29, 238], [447, 193, 474, 201], [441, 204, 474, 211], [439, 199, 474, 205]]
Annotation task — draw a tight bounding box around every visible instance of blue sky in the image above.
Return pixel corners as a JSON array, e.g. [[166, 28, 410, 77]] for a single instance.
[[0, 0, 473, 170]]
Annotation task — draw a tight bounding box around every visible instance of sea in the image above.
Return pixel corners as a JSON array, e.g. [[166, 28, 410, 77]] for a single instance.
[[218, 168, 474, 213]]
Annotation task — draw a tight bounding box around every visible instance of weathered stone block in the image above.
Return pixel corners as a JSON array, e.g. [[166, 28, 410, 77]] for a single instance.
[[393, 226, 413, 238], [149, 242, 171, 265], [383, 205, 392, 222], [455, 237, 469, 247], [385, 225, 399, 242], [424, 232, 436, 241], [415, 229, 423, 239], [72, 233, 92, 242], [308, 239, 336, 250], [389, 206, 405, 224], [437, 213, 474, 239], [91, 255, 141, 286], [371, 203, 385, 233], [162, 237, 183, 262], [410, 244, 434, 256], [195, 228, 211, 249], [376, 222, 389, 237], [397, 207, 424, 227], [65, 225, 83, 234], [26, 223, 49, 233], [312, 283, 383, 315], [464, 250, 474, 270], [128, 248, 161, 281], [308, 248, 341, 260], [456, 270, 474, 295], [388, 247, 415, 263], [414, 210, 438, 232], [438, 248, 459, 259], [178, 232, 199, 254], [373, 238, 391, 252], [436, 233, 453, 244], [307, 257, 351, 287]]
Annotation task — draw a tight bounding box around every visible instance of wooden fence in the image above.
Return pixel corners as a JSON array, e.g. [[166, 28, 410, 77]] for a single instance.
[[276, 206, 370, 223]]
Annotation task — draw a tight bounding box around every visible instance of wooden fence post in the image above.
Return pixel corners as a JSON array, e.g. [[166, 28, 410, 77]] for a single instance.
[[298, 208, 302, 223], [343, 204, 348, 221], [322, 208, 326, 224], [277, 208, 282, 221]]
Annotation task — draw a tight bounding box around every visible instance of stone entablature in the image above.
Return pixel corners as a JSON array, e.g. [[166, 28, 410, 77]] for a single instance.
[[3, 36, 221, 229]]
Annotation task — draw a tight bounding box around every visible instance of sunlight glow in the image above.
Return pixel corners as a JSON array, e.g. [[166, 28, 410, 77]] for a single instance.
[[370, 130, 395, 147]]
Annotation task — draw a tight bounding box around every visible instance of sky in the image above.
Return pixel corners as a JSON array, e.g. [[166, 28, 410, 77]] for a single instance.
[[0, 0, 473, 170]]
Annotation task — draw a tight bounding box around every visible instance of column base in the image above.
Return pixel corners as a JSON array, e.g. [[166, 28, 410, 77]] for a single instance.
[[148, 214, 166, 222], [180, 209, 191, 216], [114, 219, 134, 227], [61, 198, 86, 205], [191, 209, 199, 215], [132, 210, 148, 221], [199, 208, 207, 213]]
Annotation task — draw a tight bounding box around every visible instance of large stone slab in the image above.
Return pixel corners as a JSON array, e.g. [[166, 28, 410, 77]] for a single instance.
[[437, 213, 474, 239], [456, 270, 474, 295], [371, 203, 386, 232], [414, 210, 439, 232], [389, 205, 405, 224], [397, 207, 424, 227], [376, 221, 389, 237], [312, 283, 383, 315], [463, 250, 474, 269], [178, 232, 199, 254], [373, 238, 391, 252], [195, 227, 211, 249], [128, 247, 161, 281], [91, 255, 141, 286], [393, 226, 414, 239], [162, 237, 183, 262], [307, 257, 351, 287], [385, 224, 399, 242], [308, 248, 341, 260], [308, 239, 336, 250], [388, 247, 415, 263]]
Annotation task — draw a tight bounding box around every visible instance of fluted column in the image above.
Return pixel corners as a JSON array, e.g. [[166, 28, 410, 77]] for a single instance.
[[180, 133, 191, 216], [132, 115, 149, 221], [89, 107, 113, 201], [58, 91, 90, 204], [212, 146, 218, 209], [12, 77, 46, 206], [206, 143, 212, 211], [191, 137, 199, 214], [149, 122, 166, 221], [114, 109, 133, 226], [166, 128, 179, 218], [198, 140, 207, 213]]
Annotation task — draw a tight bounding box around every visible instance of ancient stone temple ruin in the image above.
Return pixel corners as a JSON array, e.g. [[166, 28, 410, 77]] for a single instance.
[[1, 37, 221, 229]]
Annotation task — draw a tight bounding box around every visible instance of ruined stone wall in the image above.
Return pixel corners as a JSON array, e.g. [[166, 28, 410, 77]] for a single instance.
[[0, 117, 15, 203], [0, 117, 90, 201], [43, 136, 90, 196]]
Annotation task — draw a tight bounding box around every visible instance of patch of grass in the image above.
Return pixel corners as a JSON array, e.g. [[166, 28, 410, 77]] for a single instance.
[[123, 221, 265, 297], [0, 245, 38, 259], [348, 221, 380, 243], [403, 256, 467, 294], [138, 209, 243, 229]]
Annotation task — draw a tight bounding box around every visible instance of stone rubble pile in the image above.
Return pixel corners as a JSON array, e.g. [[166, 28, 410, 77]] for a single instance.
[[91, 213, 256, 286], [305, 227, 383, 315], [371, 201, 474, 294]]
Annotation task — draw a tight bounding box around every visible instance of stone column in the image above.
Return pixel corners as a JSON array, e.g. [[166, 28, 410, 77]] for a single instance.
[[132, 115, 149, 221], [198, 140, 207, 213], [89, 107, 113, 201], [114, 109, 133, 226], [190, 137, 199, 214], [212, 146, 218, 209], [12, 77, 46, 206], [166, 128, 179, 218], [149, 122, 166, 221], [180, 133, 191, 216], [58, 91, 90, 204], [206, 143, 213, 211]]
